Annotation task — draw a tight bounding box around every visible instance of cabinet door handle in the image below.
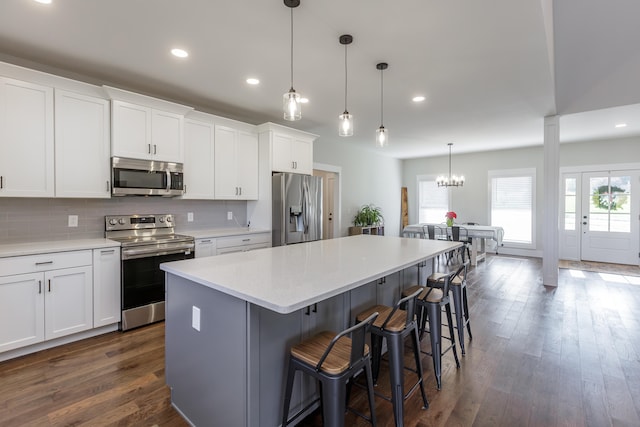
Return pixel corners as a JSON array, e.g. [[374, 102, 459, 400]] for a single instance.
[[184, 184, 187, 194], [148, 143, 152, 154], [48, 279, 51, 292], [35, 261, 53, 266], [106, 181, 110, 192], [239, 187, 242, 196], [312, 303, 317, 313], [38, 280, 42, 294], [153, 144, 157, 154], [305, 306, 310, 316], [0, 175, 3, 189]]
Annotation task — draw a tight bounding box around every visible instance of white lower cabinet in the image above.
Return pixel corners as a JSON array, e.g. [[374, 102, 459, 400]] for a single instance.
[[44, 265, 93, 340], [0, 247, 121, 356], [195, 238, 216, 258], [0, 273, 45, 353], [93, 247, 121, 327]]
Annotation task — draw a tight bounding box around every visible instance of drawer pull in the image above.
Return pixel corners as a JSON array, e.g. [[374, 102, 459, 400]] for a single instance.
[[38, 280, 42, 294], [242, 239, 251, 242], [200, 240, 211, 243], [101, 249, 115, 254], [35, 261, 53, 266]]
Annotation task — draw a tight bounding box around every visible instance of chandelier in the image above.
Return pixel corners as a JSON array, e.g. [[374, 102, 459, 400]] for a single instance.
[[436, 143, 464, 187]]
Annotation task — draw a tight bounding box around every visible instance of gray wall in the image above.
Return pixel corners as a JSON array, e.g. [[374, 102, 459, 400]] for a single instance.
[[314, 139, 403, 237], [0, 198, 247, 243]]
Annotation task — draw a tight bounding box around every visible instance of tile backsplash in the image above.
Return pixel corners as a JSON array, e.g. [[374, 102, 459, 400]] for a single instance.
[[0, 198, 248, 243]]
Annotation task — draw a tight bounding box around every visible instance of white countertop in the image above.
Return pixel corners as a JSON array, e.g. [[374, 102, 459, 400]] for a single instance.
[[181, 227, 270, 239], [161, 234, 460, 314], [0, 238, 121, 258]]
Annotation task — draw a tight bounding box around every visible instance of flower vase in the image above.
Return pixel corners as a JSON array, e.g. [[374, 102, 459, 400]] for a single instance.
[[446, 218, 454, 227]]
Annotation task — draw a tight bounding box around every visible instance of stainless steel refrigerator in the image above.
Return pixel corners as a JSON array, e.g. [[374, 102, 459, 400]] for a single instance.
[[272, 172, 322, 246]]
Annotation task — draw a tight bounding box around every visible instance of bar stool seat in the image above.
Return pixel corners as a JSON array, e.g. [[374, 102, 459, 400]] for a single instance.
[[282, 312, 379, 427], [355, 289, 428, 427]]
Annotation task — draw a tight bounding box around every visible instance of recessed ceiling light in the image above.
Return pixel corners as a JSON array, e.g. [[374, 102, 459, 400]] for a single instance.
[[171, 48, 189, 58], [300, 98, 309, 104], [246, 78, 260, 85], [34, 0, 52, 4], [412, 96, 426, 102], [615, 123, 627, 128]]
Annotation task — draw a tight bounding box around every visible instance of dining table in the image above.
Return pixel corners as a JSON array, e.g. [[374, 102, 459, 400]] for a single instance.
[[402, 223, 504, 266]]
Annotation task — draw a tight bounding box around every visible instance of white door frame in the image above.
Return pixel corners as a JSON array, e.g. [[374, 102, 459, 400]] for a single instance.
[[560, 162, 640, 265], [313, 162, 342, 239]]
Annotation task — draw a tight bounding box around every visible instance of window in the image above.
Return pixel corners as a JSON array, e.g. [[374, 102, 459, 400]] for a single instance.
[[564, 177, 577, 231], [417, 175, 449, 223], [489, 169, 535, 247]]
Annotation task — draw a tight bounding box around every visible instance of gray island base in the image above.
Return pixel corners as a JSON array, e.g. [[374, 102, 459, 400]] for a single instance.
[[161, 235, 460, 426]]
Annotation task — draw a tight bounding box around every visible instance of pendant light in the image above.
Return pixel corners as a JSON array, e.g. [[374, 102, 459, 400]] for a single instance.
[[338, 34, 353, 137], [436, 143, 465, 187], [375, 62, 388, 147], [283, 0, 301, 121]]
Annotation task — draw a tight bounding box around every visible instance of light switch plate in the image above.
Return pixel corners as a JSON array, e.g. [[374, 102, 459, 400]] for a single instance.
[[68, 215, 78, 227], [192, 306, 201, 331]]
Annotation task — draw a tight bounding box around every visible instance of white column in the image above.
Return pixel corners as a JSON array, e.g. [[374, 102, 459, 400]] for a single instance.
[[543, 115, 559, 286]]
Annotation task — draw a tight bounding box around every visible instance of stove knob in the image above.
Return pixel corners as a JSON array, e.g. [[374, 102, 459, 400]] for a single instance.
[[118, 218, 126, 225], [109, 218, 118, 226], [166, 216, 172, 223], [159, 217, 165, 223]]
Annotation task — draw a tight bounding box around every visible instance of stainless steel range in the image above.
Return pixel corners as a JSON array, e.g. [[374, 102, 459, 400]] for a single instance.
[[105, 214, 195, 331]]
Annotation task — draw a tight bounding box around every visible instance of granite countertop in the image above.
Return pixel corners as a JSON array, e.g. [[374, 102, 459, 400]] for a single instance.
[[0, 239, 121, 258], [183, 227, 270, 239], [161, 234, 461, 314]]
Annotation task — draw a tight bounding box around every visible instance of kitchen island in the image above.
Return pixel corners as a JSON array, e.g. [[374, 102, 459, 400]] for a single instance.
[[160, 234, 460, 426]]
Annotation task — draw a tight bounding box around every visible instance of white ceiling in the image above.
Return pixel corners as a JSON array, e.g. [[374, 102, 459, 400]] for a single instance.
[[1, 0, 639, 159]]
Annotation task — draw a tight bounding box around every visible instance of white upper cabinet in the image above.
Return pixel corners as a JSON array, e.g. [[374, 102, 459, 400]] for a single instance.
[[105, 86, 192, 163], [272, 133, 313, 175], [258, 122, 317, 176], [0, 77, 54, 197], [54, 89, 111, 198], [183, 117, 215, 199], [214, 125, 258, 200], [111, 100, 185, 162]]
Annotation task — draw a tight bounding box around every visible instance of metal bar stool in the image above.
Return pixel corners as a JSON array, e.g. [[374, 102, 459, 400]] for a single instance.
[[282, 312, 379, 427], [428, 261, 472, 355], [355, 289, 429, 427], [403, 262, 464, 389]]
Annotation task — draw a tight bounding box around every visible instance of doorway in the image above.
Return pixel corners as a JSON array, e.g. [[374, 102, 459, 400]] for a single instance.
[[313, 164, 341, 240], [560, 168, 639, 265]]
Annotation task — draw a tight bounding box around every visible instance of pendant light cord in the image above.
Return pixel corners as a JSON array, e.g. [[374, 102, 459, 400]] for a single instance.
[[344, 44, 348, 111], [290, 8, 294, 90], [380, 67, 384, 126]]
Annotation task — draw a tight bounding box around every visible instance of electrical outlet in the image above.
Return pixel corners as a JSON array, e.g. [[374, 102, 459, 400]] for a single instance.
[[187, 212, 194, 222], [68, 215, 78, 227], [192, 306, 201, 331], [227, 211, 233, 220]]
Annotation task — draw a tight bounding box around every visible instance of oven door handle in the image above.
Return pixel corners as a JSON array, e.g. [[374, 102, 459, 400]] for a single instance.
[[121, 245, 194, 260]]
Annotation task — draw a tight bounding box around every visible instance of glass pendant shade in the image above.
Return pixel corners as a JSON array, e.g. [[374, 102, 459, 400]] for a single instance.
[[376, 126, 388, 147], [338, 111, 353, 136], [283, 89, 301, 121]]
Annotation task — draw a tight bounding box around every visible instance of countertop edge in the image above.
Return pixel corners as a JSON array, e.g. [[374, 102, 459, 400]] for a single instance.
[[0, 239, 121, 258]]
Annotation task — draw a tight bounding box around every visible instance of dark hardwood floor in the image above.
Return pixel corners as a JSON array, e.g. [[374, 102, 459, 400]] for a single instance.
[[2, 255, 640, 426]]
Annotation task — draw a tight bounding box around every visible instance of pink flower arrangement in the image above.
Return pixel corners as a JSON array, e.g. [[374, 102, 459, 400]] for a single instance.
[[445, 211, 457, 226]]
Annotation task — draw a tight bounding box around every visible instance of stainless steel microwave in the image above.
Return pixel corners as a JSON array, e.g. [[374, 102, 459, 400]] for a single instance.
[[111, 157, 184, 197]]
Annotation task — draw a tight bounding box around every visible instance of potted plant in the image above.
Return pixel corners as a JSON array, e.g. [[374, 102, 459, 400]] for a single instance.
[[350, 204, 384, 235]]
